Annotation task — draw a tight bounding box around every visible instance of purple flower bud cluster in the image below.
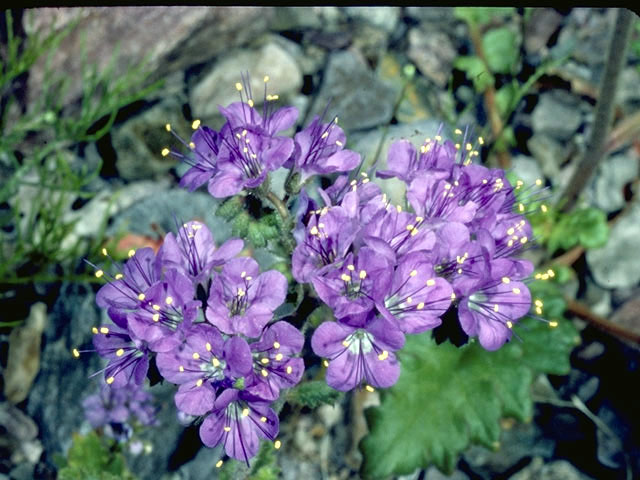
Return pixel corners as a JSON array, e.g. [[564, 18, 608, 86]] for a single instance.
[[292, 132, 534, 391], [91, 220, 304, 463], [82, 383, 156, 441]]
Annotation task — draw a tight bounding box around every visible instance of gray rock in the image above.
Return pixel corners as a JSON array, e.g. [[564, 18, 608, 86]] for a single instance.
[[509, 458, 593, 480], [589, 154, 638, 213], [584, 279, 612, 317], [616, 68, 640, 114], [344, 7, 401, 33], [526, 134, 564, 183], [531, 92, 584, 141], [308, 50, 397, 131], [406, 7, 456, 27], [269, 7, 323, 31], [190, 42, 303, 122], [577, 377, 600, 403], [26, 7, 277, 107], [586, 203, 640, 289], [408, 27, 457, 87], [425, 466, 469, 480]]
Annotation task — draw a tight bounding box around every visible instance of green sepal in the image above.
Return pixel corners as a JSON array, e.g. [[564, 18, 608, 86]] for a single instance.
[[287, 380, 343, 408]]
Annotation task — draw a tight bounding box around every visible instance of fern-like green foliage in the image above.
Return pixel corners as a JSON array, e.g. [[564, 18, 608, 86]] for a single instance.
[[0, 10, 162, 285]]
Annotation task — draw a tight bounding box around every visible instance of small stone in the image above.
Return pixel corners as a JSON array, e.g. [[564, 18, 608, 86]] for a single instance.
[[509, 458, 594, 480], [308, 50, 396, 131], [406, 7, 455, 27], [586, 203, 640, 288], [527, 134, 564, 181], [584, 279, 612, 317], [407, 27, 457, 87], [616, 68, 640, 114], [425, 466, 469, 480], [345, 7, 401, 33], [190, 42, 303, 121], [317, 403, 343, 429], [589, 154, 638, 213], [511, 155, 545, 189], [524, 8, 565, 56], [577, 377, 600, 402], [531, 91, 584, 141]]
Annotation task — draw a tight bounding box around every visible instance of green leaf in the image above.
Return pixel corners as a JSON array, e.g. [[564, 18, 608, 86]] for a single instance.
[[58, 432, 136, 480], [360, 316, 577, 478], [547, 207, 609, 253], [287, 380, 343, 408], [494, 125, 516, 153], [454, 55, 494, 93], [495, 83, 516, 118], [248, 440, 282, 480], [482, 27, 519, 74], [454, 7, 514, 26]]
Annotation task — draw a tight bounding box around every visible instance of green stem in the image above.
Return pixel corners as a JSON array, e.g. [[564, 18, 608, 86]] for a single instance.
[[264, 189, 289, 223], [560, 8, 634, 213]]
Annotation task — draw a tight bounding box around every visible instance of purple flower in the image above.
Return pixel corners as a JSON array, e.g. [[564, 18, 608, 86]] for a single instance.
[[82, 383, 157, 431], [207, 102, 298, 198], [378, 252, 453, 334], [92, 324, 150, 388], [126, 269, 198, 353], [199, 389, 279, 463], [407, 172, 479, 222], [95, 248, 163, 328], [206, 257, 288, 338], [291, 206, 358, 283], [377, 137, 456, 183], [311, 315, 405, 391], [159, 221, 243, 285], [291, 115, 360, 180], [457, 258, 532, 350], [311, 247, 393, 325], [179, 126, 220, 192], [156, 323, 252, 415], [245, 322, 305, 401]]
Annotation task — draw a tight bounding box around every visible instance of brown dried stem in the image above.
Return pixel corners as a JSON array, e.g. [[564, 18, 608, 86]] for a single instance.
[[566, 298, 640, 345]]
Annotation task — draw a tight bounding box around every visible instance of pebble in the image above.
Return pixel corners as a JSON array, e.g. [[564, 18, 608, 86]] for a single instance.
[[408, 27, 457, 87], [190, 41, 303, 121], [509, 458, 594, 479], [531, 91, 584, 141], [588, 154, 637, 213], [586, 202, 640, 288], [344, 6, 401, 33]]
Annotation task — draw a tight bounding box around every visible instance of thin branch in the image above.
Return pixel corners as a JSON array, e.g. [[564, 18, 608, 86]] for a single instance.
[[566, 297, 640, 345], [560, 8, 635, 213]]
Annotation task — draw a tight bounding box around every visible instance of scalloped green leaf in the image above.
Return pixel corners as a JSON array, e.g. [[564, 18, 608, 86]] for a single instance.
[[360, 316, 577, 478]]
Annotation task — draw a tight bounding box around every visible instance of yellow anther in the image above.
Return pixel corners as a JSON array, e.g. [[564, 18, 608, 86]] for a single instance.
[[273, 342, 280, 349], [191, 119, 201, 130], [100, 327, 109, 334], [365, 385, 375, 392], [310, 226, 319, 235], [478, 136, 485, 145], [435, 135, 442, 142], [512, 288, 521, 294], [115, 273, 123, 280], [261, 416, 267, 422], [206, 342, 212, 351], [417, 302, 425, 310], [128, 249, 136, 258], [224, 426, 231, 432], [192, 352, 200, 360], [482, 179, 488, 184], [406, 224, 415, 231], [359, 270, 367, 279], [520, 237, 528, 244], [116, 348, 125, 357], [261, 369, 269, 377], [466, 143, 472, 151], [536, 307, 543, 315], [152, 304, 160, 311], [502, 277, 510, 284], [275, 353, 283, 361], [415, 216, 423, 222], [411, 228, 419, 236], [212, 358, 220, 367], [506, 321, 513, 329], [321, 131, 329, 139], [165, 296, 173, 305], [92, 327, 99, 334], [409, 269, 418, 277], [261, 357, 269, 364], [378, 350, 389, 361], [451, 292, 456, 300], [541, 204, 548, 213], [507, 240, 514, 247], [454, 128, 462, 135], [323, 360, 329, 367], [347, 264, 355, 271], [341, 274, 351, 282], [72, 348, 80, 358], [535, 299, 543, 307], [179, 366, 184, 372], [493, 304, 499, 312], [549, 321, 558, 328], [518, 203, 525, 213], [335, 140, 343, 147], [286, 366, 293, 374], [235, 82, 243, 91], [263, 75, 270, 83], [216, 460, 223, 468], [189, 141, 195, 149], [507, 227, 515, 236], [342, 340, 350, 347], [274, 440, 282, 449], [541, 273, 549, 280], [247, 99, 254, 107], [455, 143, 461, 150], [196, 379, 203, 387], [535, 178, 543, 186], [165, 123, 171, 132], [138, 293, 146, 301], [106, 376, 115, 384], [242, 408, 250, 417], [426, 279, 436, 286], [95, 270, 104, 278], [396, 204, 402, 213], [101, 248, 108, 256]]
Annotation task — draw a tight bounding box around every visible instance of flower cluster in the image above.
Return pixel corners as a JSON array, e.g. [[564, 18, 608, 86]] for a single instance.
[[82, 383, 157, 442], [88, 220, 304, 463], [292, 130, 535, 391]]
